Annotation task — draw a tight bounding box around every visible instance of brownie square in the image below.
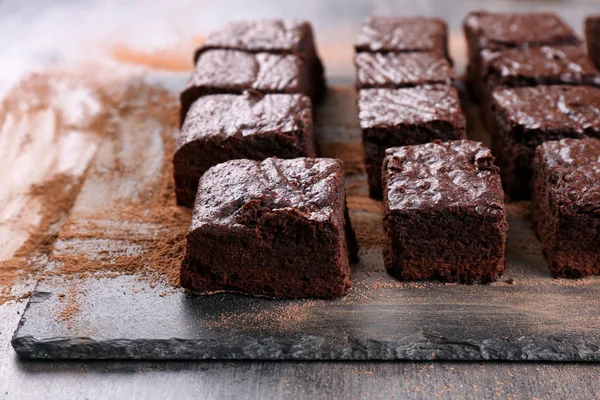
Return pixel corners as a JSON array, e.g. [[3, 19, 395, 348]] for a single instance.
[[382, 140, 507, 283], [490, 85, 600, 199], [532, 138, 600, 278], [355, 16, 449, 59], [358, 85, 467, 199], [180, 49, 312, 124], [173, 92, 316, 207], [463, 11, 580, 96], [354, 52, 455, 89], [475, 45, 600, 102], [585, 15, 600, 70], [194, 19, 326, 103], [180, 157, 358, 299]]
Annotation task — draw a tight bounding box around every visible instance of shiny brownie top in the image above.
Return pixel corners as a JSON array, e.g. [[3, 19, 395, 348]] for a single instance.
[[481, 45, 600, 86], [190, 158, 345, 229], [492, 85, 600, 133], [355, 16, 447, 54], [188, 49, 301, 93], [354, 52, 455, 89], [464, 11, 580, 50], [357, 86, 466, 130], [384, 140, 505, 213], [536, 138, 600, 213], [202, 19, 312, 53], [177, 92, 311, 150]]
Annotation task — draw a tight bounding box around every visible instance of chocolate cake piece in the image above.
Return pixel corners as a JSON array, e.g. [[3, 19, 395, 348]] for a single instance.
[[194, 19, 326, 103], [532, 138, 600, 278], [490, 85, 600, 199], [358, 85, 467, 199], [174, 91, 316, 207], [180, 49, 313, 124], [463, 11, 580, 96], [180, 157, 358, 299], [355, 16, 449, 59], [585, 15, 600, 70], [354, 52, 455, 89], [475, 45, 600, 102], [382, 140, 507, 283]]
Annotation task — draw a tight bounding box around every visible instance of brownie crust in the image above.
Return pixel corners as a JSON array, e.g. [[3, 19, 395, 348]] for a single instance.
[[355, 16, 449, 59], [354, 52, 455, 90], [490, 85, 600, 198], [194, 19, 326, 104], [382, 140, 508, 283], [532, 138, 600, 278], [180, 157, 357, 299], [174, 92, 316, 207], [463, 11, 580, 98], [180, 50, 312, 124], [358, 86, 467, 199]]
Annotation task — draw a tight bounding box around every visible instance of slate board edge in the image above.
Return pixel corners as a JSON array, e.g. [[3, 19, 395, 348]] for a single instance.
[[12, 318, 600, 362]]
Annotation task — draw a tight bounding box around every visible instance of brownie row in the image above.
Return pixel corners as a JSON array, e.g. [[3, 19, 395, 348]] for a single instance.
[[464, 10, 600, 199], [464, 11, 600, 278], [353, 16, 468, 199], [175, 19, 328, 207], [174, 20, 358, 299]]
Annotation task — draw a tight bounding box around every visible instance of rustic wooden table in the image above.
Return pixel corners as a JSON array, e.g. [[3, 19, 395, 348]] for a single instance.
[[1, 0, 600, 398]]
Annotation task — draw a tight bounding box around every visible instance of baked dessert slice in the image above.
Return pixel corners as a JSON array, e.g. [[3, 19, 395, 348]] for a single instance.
[[532, 138, 600, 278], [194, 18, 326, 101], [180, 49, 313, 123], [355, 16, 449, 60], [463, 11, 580, 97], [382, 140, 508, 283], [354, 51, 455, 90], [489, 85, 600, 199], [475, 45, 600, 106], [173, 91, 315, 207], [358, 85, 467, 199], [180, 157, 358, 299]]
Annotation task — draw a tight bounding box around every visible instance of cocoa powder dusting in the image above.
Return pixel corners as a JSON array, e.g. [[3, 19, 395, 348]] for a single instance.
[[45, 80, 189, 292]]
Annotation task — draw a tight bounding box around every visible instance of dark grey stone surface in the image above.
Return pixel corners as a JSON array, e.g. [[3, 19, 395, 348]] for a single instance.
[[12, 208, 600, 361]]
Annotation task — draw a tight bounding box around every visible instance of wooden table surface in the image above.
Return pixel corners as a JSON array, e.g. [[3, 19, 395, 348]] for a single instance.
[[2, 0, 600, 398]]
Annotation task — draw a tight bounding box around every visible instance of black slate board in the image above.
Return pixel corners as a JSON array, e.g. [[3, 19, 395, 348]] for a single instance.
[[11, 82, 600, 361]]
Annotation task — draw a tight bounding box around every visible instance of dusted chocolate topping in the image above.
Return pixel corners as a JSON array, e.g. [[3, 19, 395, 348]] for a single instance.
[[177, 92, 312, 150], [190, 158, 344, 228], [464, 11, 580, 51], [358, 86, 466, 130], [492, 85, 600, 132], [354, 52, 454, 89], [384, 140, 503, 212], [355, 16, 447, 54], [481, 45, 600, 86], [202, 19, 311, 53], [189, 49, 300, 93], [537, 138, 600, 212]]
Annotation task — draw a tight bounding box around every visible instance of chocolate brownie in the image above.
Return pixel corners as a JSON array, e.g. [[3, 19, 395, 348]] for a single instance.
[[490, 85, 600, 199], [532, 138, 600, 278], [354, 52, 455, 89], [358, 85, 467, 199], [382, 140, 507, 283], [355, 16, 449, 59], [463, 11, 580, 97], [194, 19, 326, 102], [475, 45, 600, 103], [174, 91, 316, 207], [180, 157, 358, 299], [585, 15, 600, 70], [180, 49, 313, 124]]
